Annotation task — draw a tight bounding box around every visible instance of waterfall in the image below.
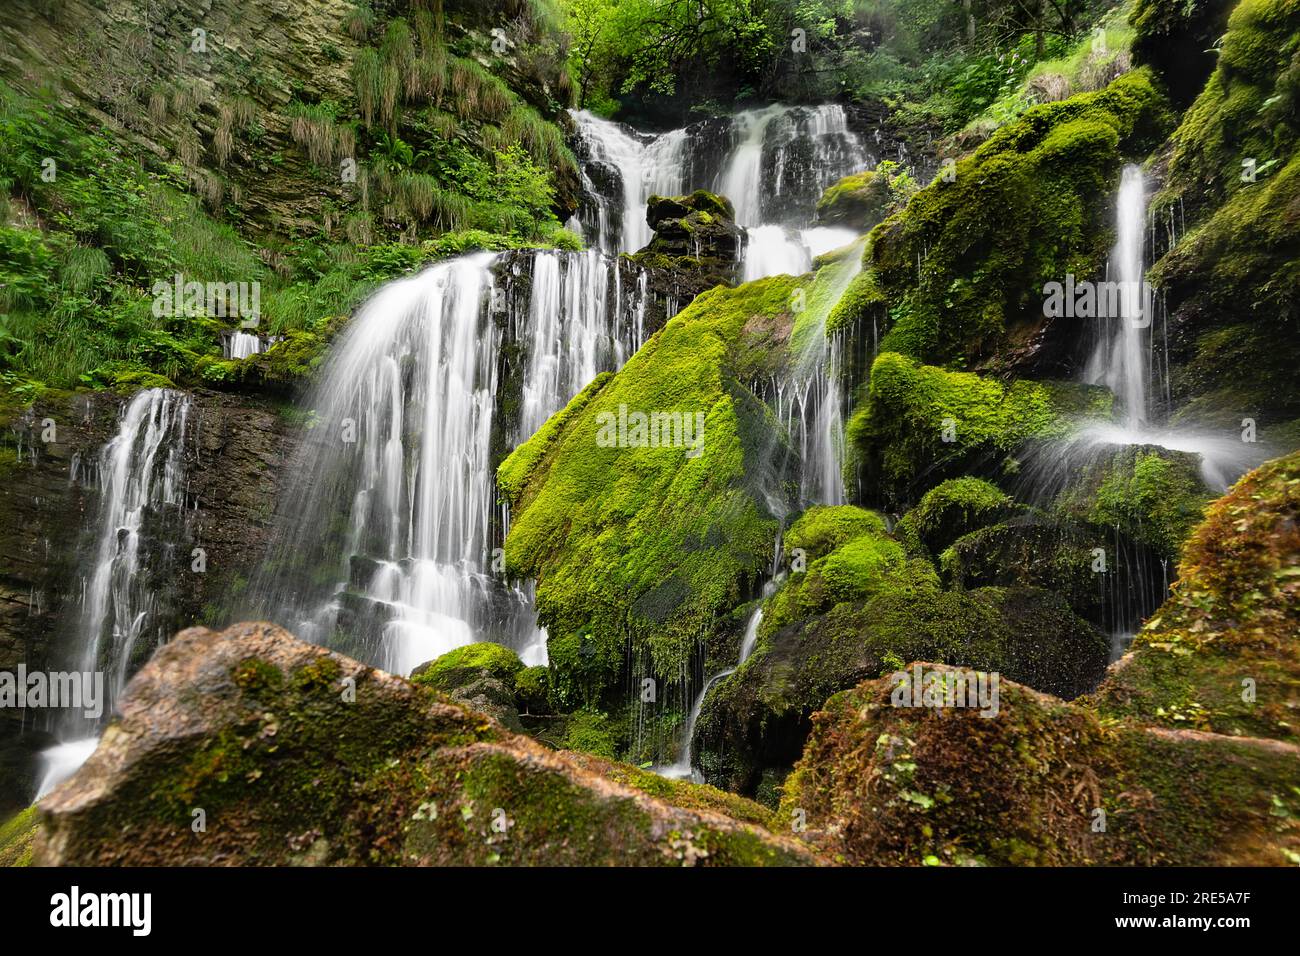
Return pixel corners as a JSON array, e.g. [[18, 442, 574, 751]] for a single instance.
[[656, 578, 779, 782], [36, 388, 192, 799], [226, 331, 264, 360], [1086, 165, 1152, 427], [571, 104, 870, 276], [246, 250, 661, 676]]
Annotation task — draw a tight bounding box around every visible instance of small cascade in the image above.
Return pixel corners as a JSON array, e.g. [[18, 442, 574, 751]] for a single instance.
[[246, 250, 666, 676], [571, 104, 873, 277], [225, 331, 264, 360], [36, 388, 193, 798], [1085, 165, 1153, 426], [656, 577, 780, 782]]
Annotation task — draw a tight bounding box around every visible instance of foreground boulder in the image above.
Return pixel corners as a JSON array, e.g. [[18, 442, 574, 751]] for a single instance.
[[34, 622, 821, 866], [780, 664, 1300, 865]]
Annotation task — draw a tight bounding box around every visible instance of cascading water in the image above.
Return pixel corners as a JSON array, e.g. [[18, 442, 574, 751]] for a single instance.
[[244, 250, 662, 676], [571, 104, 870, 277], [1086, 165, 1152, 427], [1077, 164, 1267, 492], [36, 387, 192, 799]]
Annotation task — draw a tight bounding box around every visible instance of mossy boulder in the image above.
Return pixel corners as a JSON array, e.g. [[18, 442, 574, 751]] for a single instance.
[[498, 276, 807, 721], [1091, 450, 1300, 743], [1053, 444, 1213, 560], [846, 351, 1112, 506], [782, 452, 1300, 866], [847, 71, 1171, 371], [696, 548, 1109, 795], [780, 663, 1300, 866], [33, 622, 822, 866], [1148, 0, 1300, 432], [0, 805, 37, 867], [814, 161, 917, 231], [411, 642, 527, 732], [894, 477, 1017, 557]]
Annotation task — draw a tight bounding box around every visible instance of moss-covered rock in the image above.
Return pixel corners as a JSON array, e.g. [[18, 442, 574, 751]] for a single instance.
[[780, 663, 1300, 866], [848, 71, 1171, 370], [0, 805, 37, 867], [1091, 450, 1300, 742], [1053, 444, 1213, 560], [894, 477, 1017, 557], [1147, 0, 1300, 433], [696, 549, 1109, 795], [33, 622, 822, 866], [846, 351, 1112, 506], [814, 161, 917, 231], [411, 641, 524, 690], [498, 276, 806, 718], [625, 189, 746, 290], [410, 642, 527, 732]]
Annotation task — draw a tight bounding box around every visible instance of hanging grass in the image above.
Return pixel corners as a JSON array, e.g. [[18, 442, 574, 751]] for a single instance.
[[430, 187, 471, 231], [397, 170, 438, 220], [449, 58, 512, 123], [425, 108, 458, 141], [213, 109, 234, 167], [353, 48, 383, 126], [406, 45, 448, 104], [500, 104, 578, 179], [381, 19, 416, 92], [345, 3, 375, 42], [58, 247, 111, 294], [287, 101, 347, 166], [147, 88, 168, 124]]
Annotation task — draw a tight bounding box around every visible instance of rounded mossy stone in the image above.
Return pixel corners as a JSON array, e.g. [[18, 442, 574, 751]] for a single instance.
[[894, 477, 1016, 557], [779, 663, 1300, 866], [847, 350, 1111, 506], [513, 665, 549, 713], [411, 641, 524, 692], [783, 504, 887, 562], [498, 276, 808, 707]]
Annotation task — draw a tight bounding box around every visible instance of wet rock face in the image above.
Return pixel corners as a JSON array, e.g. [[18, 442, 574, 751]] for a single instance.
[[625, 190, 747, 311], [35, 622, 823, 866], [0, 390, 293, 813]]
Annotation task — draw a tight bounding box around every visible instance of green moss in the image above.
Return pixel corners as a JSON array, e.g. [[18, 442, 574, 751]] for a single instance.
[[783, 505, 887, 561], [411, 641, 524, 692], [513, 665, 550, 713], [1092, 450, 1300, 743], [0, 806, 38, 867], [853, 70, 1171, 366], [1161, 0, 1300, 215], [561, 708, 618, 759], [847, 351, 1111, 505], [780, 664, 1300, 866], [1130, 0, 1237, 106], [814, 162, 917, 230], [499, 276, 804, 705], [1086, 449, 1211, 558], [894, 477, 1015, 557]]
